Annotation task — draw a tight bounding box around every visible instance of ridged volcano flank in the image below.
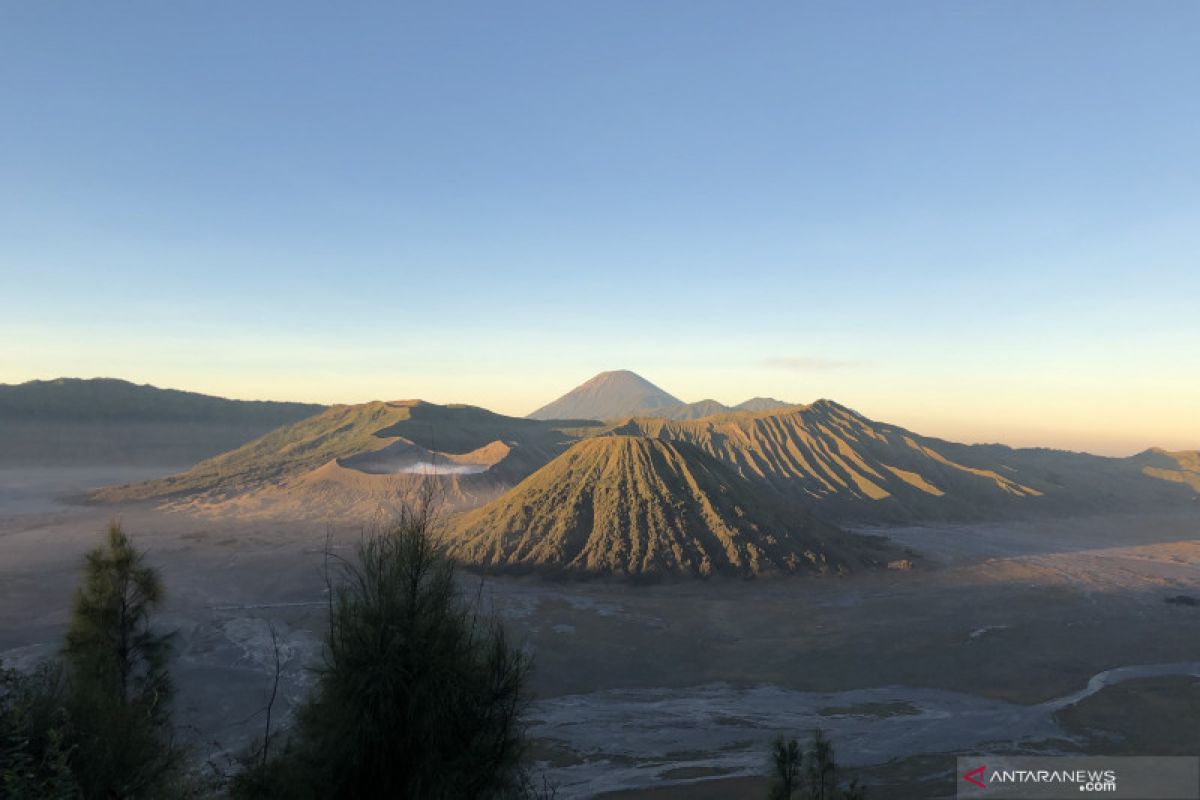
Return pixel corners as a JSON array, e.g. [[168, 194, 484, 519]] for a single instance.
[[609, 400, 1200, 520], [608, 400, 1051, 521], [527, 370, 682, 421], [448, 435, 876, 577]]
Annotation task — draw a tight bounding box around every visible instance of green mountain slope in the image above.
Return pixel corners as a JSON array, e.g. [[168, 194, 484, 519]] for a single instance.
[[95, 400, 595, 503]]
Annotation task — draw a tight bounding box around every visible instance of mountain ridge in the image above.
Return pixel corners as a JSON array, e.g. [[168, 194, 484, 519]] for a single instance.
[[0, 378, 326, 466], [94, 395, 1200, 527], [0, 377, 323, 422], [602, 399, 1198, 521], [527, 370, 793, 422], [87, 367, 1199, 578]]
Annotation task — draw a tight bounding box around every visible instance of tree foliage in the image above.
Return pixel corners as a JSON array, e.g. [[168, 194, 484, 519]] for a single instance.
[[62, 521, 179, 798], [769, 735, 802, 800], [0, 660, 76, 799], [767, 729, 865, 800], [2, 522, 181, 799], [235, 502, 533, 799], [806, 728, 836, 800]]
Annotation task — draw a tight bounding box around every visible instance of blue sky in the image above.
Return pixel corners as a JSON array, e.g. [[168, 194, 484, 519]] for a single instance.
[[2, 2, 1197, 454]]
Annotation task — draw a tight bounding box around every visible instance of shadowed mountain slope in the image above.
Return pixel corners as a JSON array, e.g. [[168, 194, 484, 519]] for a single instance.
[[1128, 448, 1200, 492], [448, 435, 890, 577], [0, 377, 324, 465], [0, 378, 321, 422]]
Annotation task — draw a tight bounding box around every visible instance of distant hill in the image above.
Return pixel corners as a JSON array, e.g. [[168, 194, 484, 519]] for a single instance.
[[657, 398, 797, 420], [0, 378, 324, 465], [0, 378, 322, 423], [660, 399, 730, 420], [733, 397, 792, 413], [528, 370, 683, 421], [94, 400, 598, 507], [527, 370, 795, 422], [448, 435, 891, 577]]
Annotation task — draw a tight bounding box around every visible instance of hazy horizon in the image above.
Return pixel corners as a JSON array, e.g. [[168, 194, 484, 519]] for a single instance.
[[3, 3, 1198, 457], [2, 369, 1193, 458]]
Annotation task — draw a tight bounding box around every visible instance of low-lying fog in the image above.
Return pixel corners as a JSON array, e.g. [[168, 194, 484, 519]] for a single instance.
[[0, 465, 187, 516], [395, 460, 489, 475]]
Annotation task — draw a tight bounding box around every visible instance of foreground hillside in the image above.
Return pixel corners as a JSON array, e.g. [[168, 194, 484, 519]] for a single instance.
[[449, 435, 889, 577], [0, 378, 323, 465]]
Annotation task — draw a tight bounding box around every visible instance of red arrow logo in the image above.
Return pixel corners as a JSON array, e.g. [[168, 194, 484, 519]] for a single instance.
[[963, 765, 987, 788]]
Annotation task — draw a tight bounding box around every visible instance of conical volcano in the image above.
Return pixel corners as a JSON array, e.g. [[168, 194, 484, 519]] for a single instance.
[[527, 370, 683, 421], [448, 435, 886, 577]]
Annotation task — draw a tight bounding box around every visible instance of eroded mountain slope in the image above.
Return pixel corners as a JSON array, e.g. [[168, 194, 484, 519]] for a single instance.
[[449, 435, 891, 577]]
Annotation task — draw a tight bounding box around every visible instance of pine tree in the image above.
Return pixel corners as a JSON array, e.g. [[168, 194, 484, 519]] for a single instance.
[[235, 502, 531, 798], [62, 521, 178, 798], [769, 735, 802, 799], [806, 729, 837, 800], [765, 730, 866, 800]]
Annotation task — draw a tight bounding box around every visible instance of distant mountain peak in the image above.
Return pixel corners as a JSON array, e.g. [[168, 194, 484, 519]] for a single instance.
[[528, 370, 803, 422], [527, 370, 682, 421], [591, 369, 640, 379], [577, 370, 673, 393]]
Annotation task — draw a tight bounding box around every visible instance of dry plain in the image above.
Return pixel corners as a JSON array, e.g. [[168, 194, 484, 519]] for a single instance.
[[2, 466, 1199, 798]]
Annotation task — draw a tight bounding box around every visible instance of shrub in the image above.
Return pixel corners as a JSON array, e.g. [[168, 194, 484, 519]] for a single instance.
[[235, 502, 532, 799], [0, 659, 76, 799]]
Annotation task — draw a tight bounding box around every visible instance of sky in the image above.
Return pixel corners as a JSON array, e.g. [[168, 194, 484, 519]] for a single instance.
[[2, 2, 1197, 456]]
